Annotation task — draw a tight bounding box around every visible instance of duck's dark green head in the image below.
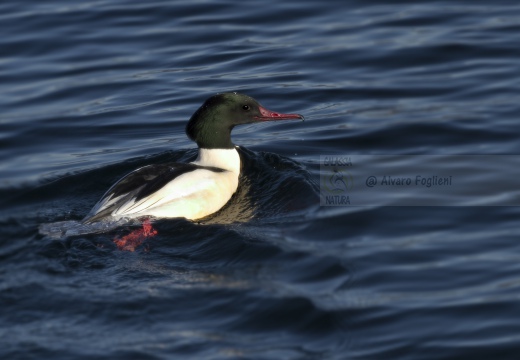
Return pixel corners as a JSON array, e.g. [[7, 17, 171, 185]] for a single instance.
[[186, 92, 304, 149]]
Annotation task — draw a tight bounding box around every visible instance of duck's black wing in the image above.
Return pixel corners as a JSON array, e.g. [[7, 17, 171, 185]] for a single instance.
[[83, 162, 223, 223]]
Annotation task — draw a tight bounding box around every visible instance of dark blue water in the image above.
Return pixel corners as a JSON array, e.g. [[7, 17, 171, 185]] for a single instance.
[[2, 1, 520, 359]]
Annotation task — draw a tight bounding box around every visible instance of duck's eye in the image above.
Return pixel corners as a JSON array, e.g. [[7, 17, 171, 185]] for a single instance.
[[242, 105, 250, 111]]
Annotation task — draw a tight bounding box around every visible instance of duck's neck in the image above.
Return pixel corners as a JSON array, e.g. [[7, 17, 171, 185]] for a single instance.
[[192, 147, 241, 174]]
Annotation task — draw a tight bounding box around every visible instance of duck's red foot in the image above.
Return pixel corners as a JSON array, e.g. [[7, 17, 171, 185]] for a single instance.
[[113, 219, 158, 252]]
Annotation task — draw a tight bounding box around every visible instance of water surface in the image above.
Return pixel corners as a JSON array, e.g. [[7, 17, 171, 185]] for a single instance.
[[1, 1, 520, 359]]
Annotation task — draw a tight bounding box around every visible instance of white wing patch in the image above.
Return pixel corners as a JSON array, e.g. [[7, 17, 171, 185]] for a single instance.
[[108, 169, 238, 220], [85, 149, 242, 222]]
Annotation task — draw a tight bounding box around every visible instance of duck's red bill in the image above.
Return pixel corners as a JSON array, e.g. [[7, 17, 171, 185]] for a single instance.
[[255, 105, 304, 121]]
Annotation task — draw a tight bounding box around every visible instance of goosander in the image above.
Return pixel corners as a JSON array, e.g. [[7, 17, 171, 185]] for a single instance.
[[83, 92, 303, 224]]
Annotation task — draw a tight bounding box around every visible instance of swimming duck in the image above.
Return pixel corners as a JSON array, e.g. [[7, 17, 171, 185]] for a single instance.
[[83, 92, 303, 223]]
